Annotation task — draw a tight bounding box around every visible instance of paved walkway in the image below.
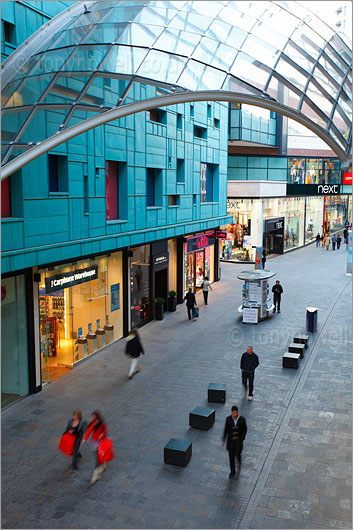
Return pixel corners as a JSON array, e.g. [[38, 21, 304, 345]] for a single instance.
[[2, 243, 352, 529]]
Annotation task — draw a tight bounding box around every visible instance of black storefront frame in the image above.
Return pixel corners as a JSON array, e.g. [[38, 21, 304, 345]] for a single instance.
[[263, 217, 285, 255], [184, 231, 217, 294], [129, 243, 153, 329]]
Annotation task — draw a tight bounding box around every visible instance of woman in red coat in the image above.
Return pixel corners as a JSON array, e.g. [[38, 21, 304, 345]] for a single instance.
[[82, 410, 108, 484]]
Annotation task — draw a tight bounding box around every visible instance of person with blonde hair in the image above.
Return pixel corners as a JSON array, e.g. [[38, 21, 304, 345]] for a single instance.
[[63, 409, 85, 475]]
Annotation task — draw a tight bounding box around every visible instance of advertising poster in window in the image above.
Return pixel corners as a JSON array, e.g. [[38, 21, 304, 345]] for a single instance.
[[248, 283, 259, 302], [111, 283, 120, 312], [243, 307, 258, 324]]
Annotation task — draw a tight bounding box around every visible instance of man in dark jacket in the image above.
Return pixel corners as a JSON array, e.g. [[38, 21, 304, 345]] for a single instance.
[[315, 233, 321, 247], [240, 346, 259, 401], [337, 234, 342, 249], [272, 280, 283, 313], [125, 330, 144, 379], [222, 405, 247, 478], [184, 287, 197, 320]]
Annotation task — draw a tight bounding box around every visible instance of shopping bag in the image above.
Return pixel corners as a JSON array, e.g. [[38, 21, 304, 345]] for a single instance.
[[97, 437, 115, 465], [58, 432, 76, 457], [192, 307, 199, 318]]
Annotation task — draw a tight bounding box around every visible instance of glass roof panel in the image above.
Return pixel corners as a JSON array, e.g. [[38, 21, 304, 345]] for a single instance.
[[291, 23, 325, 59], [60, 45, 111, 72], [282, 41, 315, 74], [207, 20, 247, 50], [114, 23, 164, 47], [79, 76, 129, 107], [17, 108, 70, 145], [2, 79, 25, 108], [137, 50, 187, 84], [275, 56, 308, 92], [177, 61, 227, 91], [1, 109, 33, 143], [251, 20, 288, 51], [222, 74, 263, 96], [230, 52, 271, 90], [191, 38, 238, 71], [101, 45, 148, 75], [47, 26, 91, 51], [336, 92, 352, 122], [67, 7, 114, 28], [318, 52, 345, 85], [301, 98, 328, 129], [257, 4, 299, 36], [76, 23, 126, 46], [4, 74, 53, 108], [120, 5, 178, 25], [42, 75, 91, 105], [153, 28, 200, 56], [218, 4, 257, 32], [241, 34, 280, 68], [168, 10, 213, 33], [323, 44, 350, 75], [311, 66, 339, 98], [21, 48, 73, 79], [181, 1, 224, 18], [67, 108, 105, 128], [305, 82, 334, 116]]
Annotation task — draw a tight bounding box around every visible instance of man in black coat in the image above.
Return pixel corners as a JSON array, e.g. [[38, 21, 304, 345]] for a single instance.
[[184, 287, 197, 320], [240, 346, 259, 401], [272, 280, 283, 313], [222, 405, 247, 478]]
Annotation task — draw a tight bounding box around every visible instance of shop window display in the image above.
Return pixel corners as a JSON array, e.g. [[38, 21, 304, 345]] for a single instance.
[[184, 237, 215, 293], [39, 251, 123, 382], [324, 195, 349, 233], [305, 197, 324, 242], [130, 245, 151, 327]]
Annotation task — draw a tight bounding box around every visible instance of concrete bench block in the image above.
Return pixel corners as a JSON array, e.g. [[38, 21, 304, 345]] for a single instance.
[[283, 352, 300, 369], [189, 407, 215, 431], [164, 438, 192, 467], [288, 342, 305, 358], [208, 383, 226, 403], [293, 334, 309, 349]]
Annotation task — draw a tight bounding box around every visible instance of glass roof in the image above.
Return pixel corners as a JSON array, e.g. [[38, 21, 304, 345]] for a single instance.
[[1, 0, 352, 167]]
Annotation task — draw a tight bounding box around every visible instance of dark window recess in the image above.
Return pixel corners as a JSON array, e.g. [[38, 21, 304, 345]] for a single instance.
[[147, 109, 167, 124], [190, 104, 194, 117], [48, 154, 68, 192], [168, 195, 180, 206], [84, 175, 89, 214], [214, 118, 220, 129], [147, 168, 156, 206], [1, 178, 11, 217], [207, 103, 212, 119], [104, 77, 112, 88], [177, 158, 185, 183], [194, 126, 207, 139], [177, 113, 183, 129], [193, 194, 197, 206], [106, 160, 129, 221], [4, 21, 15, 44]]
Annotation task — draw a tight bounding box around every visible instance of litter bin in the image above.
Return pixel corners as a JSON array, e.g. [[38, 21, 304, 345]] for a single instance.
[[104, 324, 114, 344], [87, 332, 97, 354], [76, 337, 88, 360], [96, 328, 106, 349], [306, 307, 318, 332]]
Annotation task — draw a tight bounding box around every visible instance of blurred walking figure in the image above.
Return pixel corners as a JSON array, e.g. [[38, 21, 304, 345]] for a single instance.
[[240, 346, 259, 401], [63, 409, 85, 475], [337, 234, 342, 249], [332, 235, 337, 251], [184, 287, 197, 320], [125, 329, 144, 380], [82, 410, 108, 484], [222, 405, 247, 478], [262, 248, 266, 269], [202, 276, 213, 305], [315, 233, 321, 247]]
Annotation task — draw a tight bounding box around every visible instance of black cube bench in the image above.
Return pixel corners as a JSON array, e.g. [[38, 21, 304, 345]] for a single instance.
[[189, 407, 215, 431], [164, 438, 192, 467], [283, 352, 300, 369], [208, 383, 226, 403], [293, 334, 309, 349], [288, 342, 305, 358]]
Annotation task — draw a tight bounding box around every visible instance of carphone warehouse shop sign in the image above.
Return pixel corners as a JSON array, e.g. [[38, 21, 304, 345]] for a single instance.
[[45, 265, 98, 293]]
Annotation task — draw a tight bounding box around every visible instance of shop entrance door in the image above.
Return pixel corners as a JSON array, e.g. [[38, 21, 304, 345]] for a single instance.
[[195, 250, 205, 289], [154, 268, 168, 305]]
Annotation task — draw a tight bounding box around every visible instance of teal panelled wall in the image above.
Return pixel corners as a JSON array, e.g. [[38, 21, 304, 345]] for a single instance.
[[1, 1, 73, 61], [229, 106, 277, 146], [228, 156, 288, 181]]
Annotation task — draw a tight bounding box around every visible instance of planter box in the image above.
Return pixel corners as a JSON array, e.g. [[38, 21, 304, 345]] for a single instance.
[[155, 304, 164, 320], [164, 439, 192, 467], [168, 297, 177, 312]]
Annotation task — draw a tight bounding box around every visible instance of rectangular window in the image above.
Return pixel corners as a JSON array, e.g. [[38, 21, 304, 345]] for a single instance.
[[201, 163, 207, 203], [214, 118, 220, 129], [147, 168, 156, 206], [207, 103, 212, 119], [1, 178, 11, 217], [168, 195, 180, 206], [106, 161, 118, 220], [190, 103, 194, 118], [177, 158, 185, 183], [146, 109, 167, 124], [177, 113, 183, 129], [201, 163, 216, 202], [4, 21, 16, 44], [48, 154, 68, 193], [194, 126, 207, 139], [84, 175, 89, 214]]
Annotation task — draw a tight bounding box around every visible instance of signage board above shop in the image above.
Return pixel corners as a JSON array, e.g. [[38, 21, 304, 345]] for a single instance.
[[287, 184, 341, 196], [186, 233, 215, 253], [152, 252, 169, 268], [343, 172, 352, 185], [45, 265, 99, 294], [215, 230, 227, 239]]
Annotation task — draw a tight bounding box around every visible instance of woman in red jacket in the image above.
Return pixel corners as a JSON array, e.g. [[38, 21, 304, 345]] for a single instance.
[[82, 410, 108, 484]]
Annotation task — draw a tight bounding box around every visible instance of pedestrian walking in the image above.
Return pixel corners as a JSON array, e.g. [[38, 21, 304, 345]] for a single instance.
[[332, 235, 337, 250], [184, 287, 197, 320], [337, 234, 342, 249], [82, 410, 108, 484], [125, 329, 144, 380], [221, 405, 247, 479], [202, 276, 213, 305], [262, 248, 266, 269], [240, 346, 259, 401], [315, 233, 321, 247], [60, 409, 85, 475], [343, 228, 348, 243], [272, 280, 283, 313]]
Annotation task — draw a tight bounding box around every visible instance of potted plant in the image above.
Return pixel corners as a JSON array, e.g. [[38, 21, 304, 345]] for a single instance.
[[155, 297, 165, 320], [168, 290, 177, 312]]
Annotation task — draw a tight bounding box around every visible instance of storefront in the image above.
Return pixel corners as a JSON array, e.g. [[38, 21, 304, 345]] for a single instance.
[[220, 199, 254, 262], [263, 217, 284, 254], [305, 197, 324, 242], [323, 195, 350, 233], [130, 245, 151, 328], [1, 273, 30, 408], [38, 251, 123, 383], [184, 232, 215, 293]]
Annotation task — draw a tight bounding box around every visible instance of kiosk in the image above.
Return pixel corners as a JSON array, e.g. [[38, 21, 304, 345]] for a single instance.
[[237, 270, 276, 323]]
